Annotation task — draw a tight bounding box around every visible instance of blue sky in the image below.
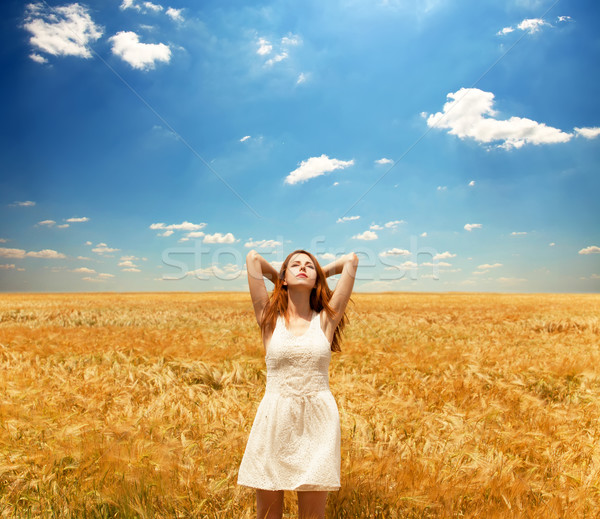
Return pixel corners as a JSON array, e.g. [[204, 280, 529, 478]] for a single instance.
[[1, 0, 599, 293]]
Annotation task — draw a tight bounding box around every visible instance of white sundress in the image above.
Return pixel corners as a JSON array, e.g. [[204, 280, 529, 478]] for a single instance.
[[237, 309, 341, 492]]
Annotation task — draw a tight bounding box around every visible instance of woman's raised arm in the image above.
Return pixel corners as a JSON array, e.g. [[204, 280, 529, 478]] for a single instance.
[[246, 250, 279, 326], [322, 252, 359, 324]]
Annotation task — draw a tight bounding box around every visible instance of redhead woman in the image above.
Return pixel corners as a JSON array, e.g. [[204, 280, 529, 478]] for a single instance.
[[237, 249, 359, 519]]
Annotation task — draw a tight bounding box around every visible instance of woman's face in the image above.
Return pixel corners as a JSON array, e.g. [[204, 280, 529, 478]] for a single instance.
[[284, 253, 317, 289]]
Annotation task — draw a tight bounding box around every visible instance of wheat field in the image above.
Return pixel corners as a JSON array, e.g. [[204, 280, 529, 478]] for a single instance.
[[1, 292, 599, 518]]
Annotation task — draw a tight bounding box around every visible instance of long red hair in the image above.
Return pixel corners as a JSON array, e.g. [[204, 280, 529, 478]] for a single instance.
[[259, 249, 351, 353]]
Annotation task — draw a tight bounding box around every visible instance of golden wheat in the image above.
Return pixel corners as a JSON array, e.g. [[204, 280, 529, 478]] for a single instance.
[[1, 292, 599, 518]]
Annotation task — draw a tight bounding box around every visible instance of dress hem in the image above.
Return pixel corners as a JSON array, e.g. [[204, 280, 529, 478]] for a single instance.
[[237, 482, 340, 492]]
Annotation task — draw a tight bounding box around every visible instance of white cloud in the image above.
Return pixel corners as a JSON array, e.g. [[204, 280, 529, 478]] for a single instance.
[[109, 31, 171, 71], [120, 0, 141, 10], [498, 18, 550, 36], [384, 220, 405, 228], [285, 155, 354, 185], [38, 219, 56, 226], [11, 200, 36, 207], [319, 253, 336, 261], [187, 263, 244, 280], [352, 231, 378, 241], [574, 127, 600, 139], [83, 276, 106, 283], [385, 260, 418, 270], [202, 232, 237, 244], [464, 223, 482, 232], [118, 260, 138, 268], [30, 53, 48, 63], [579, 246, 600, 255], [72, 267, 96, 274], [98, 273, 114, 278], [244, 239, 281, 249], [65, 216, 89, 223], [240, 135, 251, 142], [375, 158, 393, 165], [266, 52, 288, 66], [370, 224, 383, 230], [24, 3, 103, 60], [296, 73, 307, 84], [379, 248, 410, 257], [57, 224, 69, 228], [337, 216, 360, 223], [433, 251, 456, 260], [511, 231, 527, 235], [281, 34, 301, 46], [437, 186, 447, 191], [468, 180, 475, 186], [425, 88, 572, 149], [150, 221, 206, 231], [420, 232, 427, 237], [122, 267, 141, 272], [166, 7, 184, 22], [557, 15, 572, 23], [85, 241, 92, 245], [26, 249, 67, 259], [159, 230, 174, 237], [143, 2, 163, 12], [422, 261, 452, 267], [92, 242, 119, 254], [477, 263, 502, 269], [549, 242, 555, 247], [0, 248, 26, 259], [257, 37, 272, 55]]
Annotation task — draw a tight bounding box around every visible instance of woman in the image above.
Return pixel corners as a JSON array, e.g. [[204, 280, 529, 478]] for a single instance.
[[237, 248, 359, 519]]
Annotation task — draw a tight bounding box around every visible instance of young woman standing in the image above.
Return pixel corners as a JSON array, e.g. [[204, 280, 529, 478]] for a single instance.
[[237, 249, 359, 519]]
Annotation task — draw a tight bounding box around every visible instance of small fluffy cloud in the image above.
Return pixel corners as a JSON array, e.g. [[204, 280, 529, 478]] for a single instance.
[[26, 249, 67, 259], [65, 216, 89, 223], [240, 135, 251, 142], [143, 1, 163, 12], [296, 73, 307, 84], [379, 248, 410, 257], [384, 220, 405, 228], [23, 3, 103, 60], [150, 221, 206, 232], [165, 7, 183, 22], [202, 232, 237, 244], [38, 220, 56, 226], [375, 158, 393, 165], [477, 263, 502, 269], [433, 251, 456, 260], [468, 180, 475, 186], [579, 246, 600, 255], [256, 33, 301, 66], [574, 127, 600, 139], [352, 231, 378, 241], [244, 239, 281, 249], [257, 37, 272, 55], [425, 88, 573, 150], [285, 155, 354, 185], [10, 201, 36, 207], [92, 242, 119, 254], [511, 231, 527, 235], [337, 216, 360, 223], [72, 267, 96, 273], [109, 31, 171, 71], [464, 223, 482, 232], [497, 18, 551, 36]]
